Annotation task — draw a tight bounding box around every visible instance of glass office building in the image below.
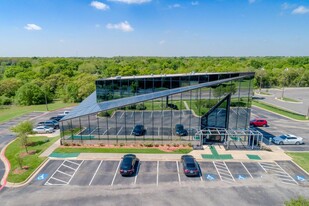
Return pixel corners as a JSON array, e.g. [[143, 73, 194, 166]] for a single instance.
[[60, 72, 255, 145]]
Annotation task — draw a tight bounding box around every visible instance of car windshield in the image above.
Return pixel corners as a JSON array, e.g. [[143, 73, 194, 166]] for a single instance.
[[279, 135, 287, 139], [121, 158, 133, 169], [134, 126, 142, 131]]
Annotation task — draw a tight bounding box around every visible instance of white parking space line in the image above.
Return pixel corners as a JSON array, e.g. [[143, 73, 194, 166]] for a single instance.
[[258, 162, 268, 173], [67, 160, 84, 185], [50, 177, 68, 184], [223, 161, 235, 182], [111, 112, 115, 119], [130, 128, 134, 136], [241, 162, 253, 179], [119, 112, 124, 119], [62, 164, 77, 171], [111, 160, 121, 186], [44, 160, 65, 185], [89, 160, 103, 186], [102, 129, 109, 135], [88, 127, 98, 135], [176, 161, 181, 184], [66, 160, 80, 166], [117, 127, 123, 135], [57, 170, 73, 177], [156, 161, 159, 186], [274, 162, 298, 185], [134, 161, 141, 185], [213, 161, 223, 181]]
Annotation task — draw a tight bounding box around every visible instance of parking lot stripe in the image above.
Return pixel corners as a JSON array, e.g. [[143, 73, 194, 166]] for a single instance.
[[67, 160, 84, 185], [102, 129, 109, 135], [111, 160, 121, 186], [241, 162, 253, 179], [213, 161, 223, 181], [44, 160, 64, 185], [57, 170, 73, 177], [89, 127, 98, 135], [156, 161, 159, 186], [131, 112, 134, 117], [50, 177, 68, 184], [134, 161, 141, 185], [223, 162, 235, 182], [176, 161, 181, 184], [117, 127, 123, 135], [151, 111, 153, 118], [130, 128, 134, 136], [258, 162, 268, 173], [89, 160, 103, 186], [62, 164, 77, 171], [274, 162, 298, 185], [66, 160, 81, 166], [119, 112, 124, 119]]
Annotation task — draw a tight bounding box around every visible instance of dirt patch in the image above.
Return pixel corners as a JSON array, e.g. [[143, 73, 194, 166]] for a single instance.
[[19, 150, 37, 157], [12, 168, 28, 175]]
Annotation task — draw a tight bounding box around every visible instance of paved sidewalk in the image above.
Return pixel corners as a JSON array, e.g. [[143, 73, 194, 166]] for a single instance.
[[40, 139, 61, 157]]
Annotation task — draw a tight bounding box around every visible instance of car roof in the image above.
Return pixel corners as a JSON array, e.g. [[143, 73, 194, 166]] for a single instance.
[[123, 154, 136, 158]]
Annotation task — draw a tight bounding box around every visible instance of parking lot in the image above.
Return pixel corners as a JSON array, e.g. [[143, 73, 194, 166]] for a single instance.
[[31, 159, 309, 187]]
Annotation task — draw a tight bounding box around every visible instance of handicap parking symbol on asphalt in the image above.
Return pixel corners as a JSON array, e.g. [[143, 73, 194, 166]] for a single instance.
[[37, 173, 48, 181], [205, 174, 216, 181], [237, 175, 246, 180], [296, 176, 305, 182]]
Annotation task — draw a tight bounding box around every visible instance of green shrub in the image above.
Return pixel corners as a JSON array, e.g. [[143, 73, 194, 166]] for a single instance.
[[136, 103, 146, 110], [97, 111, 111, 117], [155, 144, 159, 147], [188, 143, 192, 147], [63, 142, 69, 146], [0, 95, 12, 105], [119, 143, 125, 147], [128, 104, 137, 110]]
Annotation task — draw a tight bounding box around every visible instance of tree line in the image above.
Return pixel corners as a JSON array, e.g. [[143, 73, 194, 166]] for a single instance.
[[0, 56, 308, 106]]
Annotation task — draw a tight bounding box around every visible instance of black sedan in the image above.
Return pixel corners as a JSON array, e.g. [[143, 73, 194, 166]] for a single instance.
[[119, 154, 138, 176], [132, 125, 146, 136], [175, 124, 188, 136], [181, 155, 200, 177]]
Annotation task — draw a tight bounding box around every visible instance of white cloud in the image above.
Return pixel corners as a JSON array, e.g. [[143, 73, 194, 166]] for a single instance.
[[191, 1, 199, 6], [248, 0, 256, 4], [90, 1, 110, 10], [24, 24, 42, 31], [106, 21, 134, 32], [292, 6, 309, 14], [169, 4, 181, 9], [108, 0, 151, 4]]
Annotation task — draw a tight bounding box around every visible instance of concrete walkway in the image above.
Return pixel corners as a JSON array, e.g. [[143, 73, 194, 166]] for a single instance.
[[40, 139, 61, 157]]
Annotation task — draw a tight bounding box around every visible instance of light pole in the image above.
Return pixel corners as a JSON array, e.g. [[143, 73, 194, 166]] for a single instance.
[[259, 68, 264, 94], [281, 68, 289, 100]]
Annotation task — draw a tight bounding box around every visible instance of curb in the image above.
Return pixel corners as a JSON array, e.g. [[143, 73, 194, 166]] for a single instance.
[[0, 140, 11, 191], [252, 105, 308, 122], [6, 158, 50, 188], [290, 160, 309, 176]]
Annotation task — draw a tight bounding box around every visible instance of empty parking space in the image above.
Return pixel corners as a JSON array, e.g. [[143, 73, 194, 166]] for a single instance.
[[158, 161, 179, 184], [199, 161, 220, 181], [90, 160, 120, 186], [136, 161, 157, 185], [70, 160, 101, 186], [242, 162, 266, 178], [276, 161, 309, 184], [225, 162, 252, 180]]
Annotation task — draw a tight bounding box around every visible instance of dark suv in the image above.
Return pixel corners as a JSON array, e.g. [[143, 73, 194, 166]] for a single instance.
[[175, 124, 188, 136], [132, 125, 146, 136], [119, 154, 138, 176], [181, 155, 200, 177]]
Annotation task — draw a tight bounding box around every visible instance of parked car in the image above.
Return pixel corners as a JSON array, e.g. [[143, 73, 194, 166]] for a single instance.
[[58, 111, 70, 116], [37, 121, 58, 129], [119, 154, 138, 176], [132, 124, 146, 136], [50, 115, 65, 121], [272, 134, 304, 145], [175, 124, 188, 136], [250, 118, 268, 127], [33, 126, 54, 133], [181, 155, 200, 177]]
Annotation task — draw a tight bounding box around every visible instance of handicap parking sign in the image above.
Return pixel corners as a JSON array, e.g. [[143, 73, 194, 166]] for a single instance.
[[37, 173, 48, 181], [205, 174, 216, 181], [237, 174, 246, 180], [296, 176, 305, 182]]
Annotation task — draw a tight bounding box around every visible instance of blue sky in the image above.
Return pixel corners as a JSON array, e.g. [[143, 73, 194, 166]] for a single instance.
[[0, 0, 309, 57]]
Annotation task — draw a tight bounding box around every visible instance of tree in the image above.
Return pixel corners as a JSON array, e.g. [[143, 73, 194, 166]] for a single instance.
[[11, 121, 33, 154], [0, 78, 22, 97], [284, 196, 309, 206], [15, 83, 47, 105]]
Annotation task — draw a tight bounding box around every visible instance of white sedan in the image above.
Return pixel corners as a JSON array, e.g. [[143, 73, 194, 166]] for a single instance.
[[33, 126, 54, 133], [272, 134, 304, 145]]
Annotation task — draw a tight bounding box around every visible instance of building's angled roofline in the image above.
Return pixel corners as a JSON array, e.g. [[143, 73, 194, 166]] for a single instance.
[[62, 73, 254, 121], [98, 71, 254, 81]]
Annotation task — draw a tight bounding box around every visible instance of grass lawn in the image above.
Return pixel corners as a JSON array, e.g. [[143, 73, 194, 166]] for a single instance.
[[0, 101, 77, 124], [252, 101, 307, 121], [5, 135, 60, 183], [286, 152, 309, 173], [54, 147, 192, 154]]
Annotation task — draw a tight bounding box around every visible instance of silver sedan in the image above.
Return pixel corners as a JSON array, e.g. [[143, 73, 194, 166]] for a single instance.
[[33, 126, 54, 134], [272, 134, 303, 145]]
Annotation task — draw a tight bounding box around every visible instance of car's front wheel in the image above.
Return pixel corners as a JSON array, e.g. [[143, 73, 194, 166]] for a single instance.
[[279, 142, 283, 145], [295, 141, 300, 145]]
